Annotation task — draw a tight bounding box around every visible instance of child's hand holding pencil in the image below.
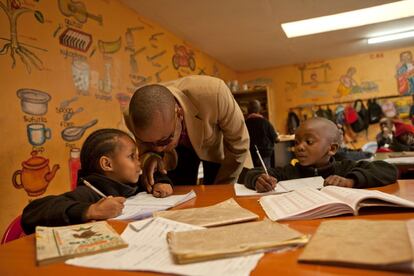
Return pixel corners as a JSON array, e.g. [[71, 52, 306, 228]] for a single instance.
[[255, 174, 277, 193], [80, 178, 126, 220], [254, 145, 277, 192]]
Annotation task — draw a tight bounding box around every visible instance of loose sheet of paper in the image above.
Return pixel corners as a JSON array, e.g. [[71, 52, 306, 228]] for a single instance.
[[234, 176, 324, 197], [114, 190, 196, 220], [66, 217, 263, 276]]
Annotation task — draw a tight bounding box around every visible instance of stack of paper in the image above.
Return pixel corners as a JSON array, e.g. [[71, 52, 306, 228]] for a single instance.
[[66, 218, 263, 276], [154, 198, 258, 227], [234, 176, 324, 196], [114, 190, 196, 220]]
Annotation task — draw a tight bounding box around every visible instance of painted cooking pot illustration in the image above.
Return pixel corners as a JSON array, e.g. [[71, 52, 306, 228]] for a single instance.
[[61, 119, 98, 141], [12, 151, 60, 197], [16, 88, 51, 115]]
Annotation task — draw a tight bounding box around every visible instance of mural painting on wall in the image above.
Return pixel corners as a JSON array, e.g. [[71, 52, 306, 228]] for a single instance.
[[58, 0, 103, 26], [298, 63, 331, 87], [17, 88, 52, 148], [396, 50, 414, 95], [149, 32, 164, 49], [12, 150, 60, 198], [336, 66, 378, 98], [124, 26, 152, 90], [96, 36, 123, 100], [296, 63, 331, 101], [0, 0, 46, 73], [61, 118, 98, 142], [155, 66, 169, 82], [172, 44, 196, 72], [71, 57, 90, 95], [14, 88, 60, 197], [147, 49, 166, 68]]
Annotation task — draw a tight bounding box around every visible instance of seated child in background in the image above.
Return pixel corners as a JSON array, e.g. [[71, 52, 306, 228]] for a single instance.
[[389, 121, 414, 152], [244, 117, 397, 193], [21, 128, 173, 234], [376, 117, 394, 150]]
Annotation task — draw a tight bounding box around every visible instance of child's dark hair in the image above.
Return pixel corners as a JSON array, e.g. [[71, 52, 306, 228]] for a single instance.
[[80, 128, 134, 176]]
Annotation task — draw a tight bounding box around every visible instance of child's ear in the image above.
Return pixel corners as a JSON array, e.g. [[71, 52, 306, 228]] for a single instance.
[[99, 156, 113, 172], [328, 143, 339, 156]]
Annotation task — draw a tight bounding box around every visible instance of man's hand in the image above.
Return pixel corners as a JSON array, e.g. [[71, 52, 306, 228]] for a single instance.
[[152, 183, 173, 198], [84, 196, 126, 221], [324, 175, 355, 188], [255, 174, 277, 193], [142, 155, 167, 192]]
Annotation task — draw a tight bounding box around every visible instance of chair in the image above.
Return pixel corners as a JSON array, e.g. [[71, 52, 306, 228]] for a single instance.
[[1, 215, 24, 244]]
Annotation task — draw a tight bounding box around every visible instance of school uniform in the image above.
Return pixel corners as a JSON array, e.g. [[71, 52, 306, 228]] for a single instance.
[[21, 173, 145, 234], [244, 158, 398, 190]]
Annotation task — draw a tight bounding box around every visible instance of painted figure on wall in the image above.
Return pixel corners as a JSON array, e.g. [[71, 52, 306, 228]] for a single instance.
[[396, 51, 414, 95], [337, 67, 358, 97]]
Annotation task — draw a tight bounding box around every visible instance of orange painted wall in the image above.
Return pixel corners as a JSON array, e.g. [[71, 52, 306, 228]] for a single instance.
[[237, 46, 414, 147], [0, 0, 236, 236]]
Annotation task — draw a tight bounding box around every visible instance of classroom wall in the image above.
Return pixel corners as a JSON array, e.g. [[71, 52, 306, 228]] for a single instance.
[[237, 46, 414, 147], [0, 0, 236, 236]]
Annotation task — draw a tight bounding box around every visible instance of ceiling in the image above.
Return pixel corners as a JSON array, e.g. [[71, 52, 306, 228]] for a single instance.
[[120, 0, 414, 72]]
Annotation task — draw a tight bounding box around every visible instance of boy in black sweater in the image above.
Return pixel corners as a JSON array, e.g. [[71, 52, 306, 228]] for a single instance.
[[245, 117, 398, 192]]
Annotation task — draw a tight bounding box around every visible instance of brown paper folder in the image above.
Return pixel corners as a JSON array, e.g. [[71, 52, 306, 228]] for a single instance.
[[154, 198, 259, 227], [167, 219, 309, 264], [298, 220, 413, 272]]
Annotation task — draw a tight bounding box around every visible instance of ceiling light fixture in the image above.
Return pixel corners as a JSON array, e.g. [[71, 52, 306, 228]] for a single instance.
[[281, 0, 414, 38], [368, 30, 414, 44]]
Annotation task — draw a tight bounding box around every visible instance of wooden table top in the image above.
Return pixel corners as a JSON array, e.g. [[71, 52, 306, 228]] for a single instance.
[[1, 181, 414, 276]]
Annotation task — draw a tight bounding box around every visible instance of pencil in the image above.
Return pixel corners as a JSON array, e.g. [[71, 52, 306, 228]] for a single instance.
[[255, 145, 269, 175], [81, 178, 108, 198]]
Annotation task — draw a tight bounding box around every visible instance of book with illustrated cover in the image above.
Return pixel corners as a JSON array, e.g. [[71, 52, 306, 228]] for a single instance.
[[36, 221, 127, 265], [154, 198, 259, 227], [298, 220, 413, 272], [259, 185, 414, 221], [167, 219, 309, 264]]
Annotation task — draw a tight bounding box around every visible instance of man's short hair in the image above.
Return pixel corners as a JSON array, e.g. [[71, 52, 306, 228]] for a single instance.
[[129, 84, 176, 130], [248, 100, 261, 114]]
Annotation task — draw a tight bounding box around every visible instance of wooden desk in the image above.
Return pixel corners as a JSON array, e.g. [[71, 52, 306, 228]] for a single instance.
[[1, 181, 414, 276], [374, 152, 414, 177]]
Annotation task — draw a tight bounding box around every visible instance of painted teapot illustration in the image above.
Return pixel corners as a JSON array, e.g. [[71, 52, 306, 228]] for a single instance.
[[12, 151, 60, 197]]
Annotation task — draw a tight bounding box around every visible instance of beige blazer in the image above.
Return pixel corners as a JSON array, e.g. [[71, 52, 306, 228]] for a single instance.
[[127, 75, 252, 184]]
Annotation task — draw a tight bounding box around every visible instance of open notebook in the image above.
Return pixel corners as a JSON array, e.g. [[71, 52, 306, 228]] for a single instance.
[[114, 190, 196, 220], [234, 176, 324, 196], [259, 186, 414, 221]]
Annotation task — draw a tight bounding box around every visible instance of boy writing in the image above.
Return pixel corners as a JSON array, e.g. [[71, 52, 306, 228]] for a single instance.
[[244, 117, 397, 192]]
